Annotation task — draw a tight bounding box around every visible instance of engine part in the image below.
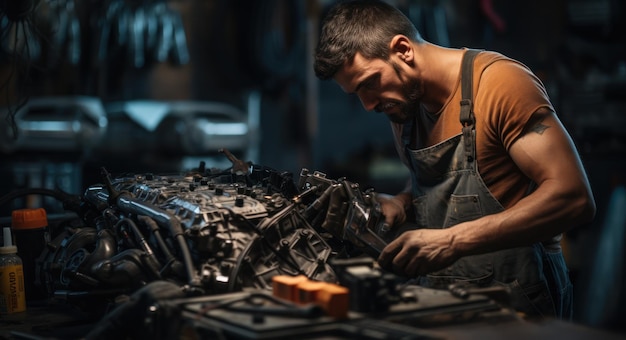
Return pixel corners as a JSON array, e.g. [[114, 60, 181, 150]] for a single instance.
[[297, 169, 388, 258], [330, 257, 401, 313], [37, 168, 335, 304], [0, 151, 387, 322]]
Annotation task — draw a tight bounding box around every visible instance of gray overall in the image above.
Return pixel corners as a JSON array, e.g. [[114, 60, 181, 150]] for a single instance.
[[402, 50, 573, 319]]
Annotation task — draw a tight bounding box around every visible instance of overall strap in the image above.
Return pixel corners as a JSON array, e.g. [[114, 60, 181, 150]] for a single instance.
[[459, 49, 481, 162]]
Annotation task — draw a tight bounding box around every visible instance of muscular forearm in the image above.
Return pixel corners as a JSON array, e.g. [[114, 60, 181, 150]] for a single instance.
[[449, 178, 595, 257]]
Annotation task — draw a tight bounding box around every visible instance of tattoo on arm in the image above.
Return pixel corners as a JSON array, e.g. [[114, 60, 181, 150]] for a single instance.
[[530, 119, 550, 135], [519, 110, 553, 140]]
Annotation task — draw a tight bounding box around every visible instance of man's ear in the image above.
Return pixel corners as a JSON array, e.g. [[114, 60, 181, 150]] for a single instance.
[[390, 35, 413, 64]]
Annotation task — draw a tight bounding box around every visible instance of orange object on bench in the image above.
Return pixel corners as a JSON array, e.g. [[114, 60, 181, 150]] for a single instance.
[[271, 275, 309, 302], [272, 275, 350, 319], [315, 282, 349, 319], [295, 280, 328, 304]]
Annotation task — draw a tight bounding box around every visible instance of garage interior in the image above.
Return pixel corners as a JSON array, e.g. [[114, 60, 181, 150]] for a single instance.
[[0, 0, 625, 338]]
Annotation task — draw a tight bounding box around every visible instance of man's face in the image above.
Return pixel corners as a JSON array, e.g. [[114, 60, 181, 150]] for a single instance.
[[334, 52, 422, 123]]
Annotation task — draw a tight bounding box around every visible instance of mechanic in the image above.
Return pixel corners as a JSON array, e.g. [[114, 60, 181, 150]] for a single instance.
[[313, 0, 596, 320]]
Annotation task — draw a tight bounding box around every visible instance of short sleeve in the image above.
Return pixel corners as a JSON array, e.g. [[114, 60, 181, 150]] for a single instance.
[[474, 58, 554, 151]]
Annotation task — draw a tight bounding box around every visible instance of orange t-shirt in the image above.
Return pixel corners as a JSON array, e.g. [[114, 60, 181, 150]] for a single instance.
[[392, 50, 555, 209]]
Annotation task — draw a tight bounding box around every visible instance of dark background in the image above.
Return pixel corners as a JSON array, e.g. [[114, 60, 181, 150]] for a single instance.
[[1, 0, 625, 333]]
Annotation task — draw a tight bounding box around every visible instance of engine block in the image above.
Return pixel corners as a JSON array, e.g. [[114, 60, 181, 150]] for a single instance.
[[37, 168, 339, 303]]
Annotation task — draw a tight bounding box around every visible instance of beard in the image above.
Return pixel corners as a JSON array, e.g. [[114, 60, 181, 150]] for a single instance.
[[380, 63, 423, 124]]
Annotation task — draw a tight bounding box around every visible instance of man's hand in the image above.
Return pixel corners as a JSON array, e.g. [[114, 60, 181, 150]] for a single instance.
[[377, 193, 409, 232], [377, 228, 458, 277]]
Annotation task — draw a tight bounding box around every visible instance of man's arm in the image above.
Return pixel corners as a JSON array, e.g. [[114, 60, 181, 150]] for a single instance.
[[452, 108, 595, 252], [378, 108, 596, 276]]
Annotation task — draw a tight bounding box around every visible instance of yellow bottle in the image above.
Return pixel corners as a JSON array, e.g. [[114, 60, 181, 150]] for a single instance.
[[0, 227, 26, 314]]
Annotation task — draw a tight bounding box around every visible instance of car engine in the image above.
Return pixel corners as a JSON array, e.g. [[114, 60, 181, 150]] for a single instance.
[[30, 150, 388, 315]]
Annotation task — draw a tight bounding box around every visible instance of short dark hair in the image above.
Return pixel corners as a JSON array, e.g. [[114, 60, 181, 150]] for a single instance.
[[314, 0, 423, 80]]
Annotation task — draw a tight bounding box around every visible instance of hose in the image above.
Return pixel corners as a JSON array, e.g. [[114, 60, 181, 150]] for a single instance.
[[116, 195, 198, 286]]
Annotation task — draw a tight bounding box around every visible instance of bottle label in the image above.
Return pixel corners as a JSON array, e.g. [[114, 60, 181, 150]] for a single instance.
[[0, 264, 26, 314]]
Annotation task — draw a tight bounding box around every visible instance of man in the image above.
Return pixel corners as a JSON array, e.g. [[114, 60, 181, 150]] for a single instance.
[[314, 0, 596, 319]]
